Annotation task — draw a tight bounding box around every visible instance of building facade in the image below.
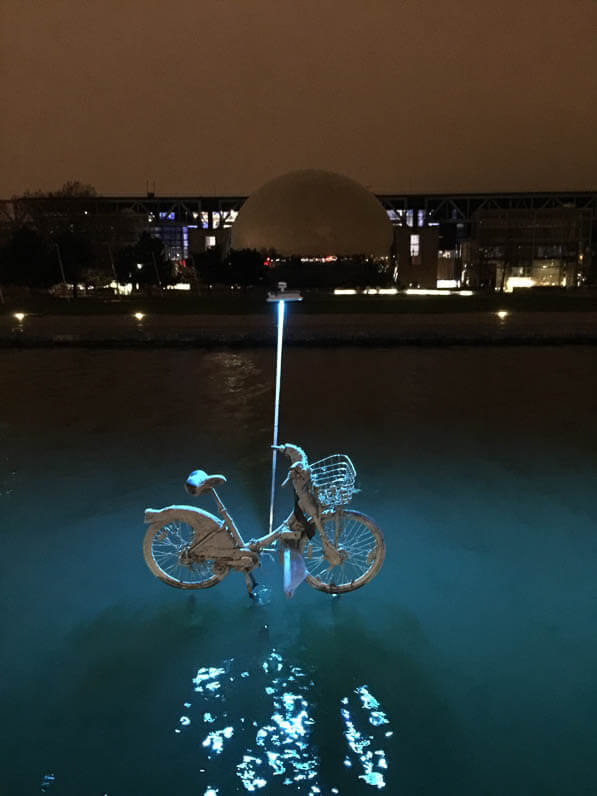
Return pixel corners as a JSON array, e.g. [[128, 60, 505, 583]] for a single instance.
[[2, 191, 596, 289]]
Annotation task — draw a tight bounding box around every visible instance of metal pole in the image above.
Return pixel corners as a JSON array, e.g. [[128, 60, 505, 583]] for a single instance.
[[55, 243, 66, 283], [106, 243, 117, 281], [268, 299, 285, 535], [152, 252, 162, 288]]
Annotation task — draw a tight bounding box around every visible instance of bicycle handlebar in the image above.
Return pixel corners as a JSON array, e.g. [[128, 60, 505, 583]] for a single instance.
[[271, 443, 309, 468]]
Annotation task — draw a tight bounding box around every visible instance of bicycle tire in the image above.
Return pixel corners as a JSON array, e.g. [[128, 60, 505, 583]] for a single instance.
[[301, 508, 385, 594], [143, 514, 229, 590]]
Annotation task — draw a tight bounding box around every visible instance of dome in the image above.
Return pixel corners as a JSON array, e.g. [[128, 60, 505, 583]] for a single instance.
[[231, 169, 392, 258]]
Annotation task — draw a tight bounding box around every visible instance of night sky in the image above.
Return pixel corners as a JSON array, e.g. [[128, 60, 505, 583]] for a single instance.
[[2, 0, 596, 197]]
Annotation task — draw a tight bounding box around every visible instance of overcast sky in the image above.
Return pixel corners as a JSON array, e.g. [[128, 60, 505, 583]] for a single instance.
[[1, 0, 596, 197]]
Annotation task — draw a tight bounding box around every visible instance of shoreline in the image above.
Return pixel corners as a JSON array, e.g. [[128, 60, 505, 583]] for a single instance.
[[1, 311, 596, 347]]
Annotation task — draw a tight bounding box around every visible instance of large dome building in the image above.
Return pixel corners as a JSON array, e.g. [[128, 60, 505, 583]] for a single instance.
[[231, 169, 393, 258]]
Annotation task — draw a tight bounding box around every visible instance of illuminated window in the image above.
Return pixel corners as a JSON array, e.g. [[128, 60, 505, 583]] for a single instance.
[[206, 235, 216, 249], [406, 209, 414, 228], [212, 212, 221, 229], [409, 234, 420, 257], [201, 212, 209, 229], [417, 209, 425, 227], [223, 209, 239, 228]]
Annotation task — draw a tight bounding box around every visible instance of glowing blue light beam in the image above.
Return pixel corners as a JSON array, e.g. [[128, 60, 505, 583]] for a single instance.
[[269, 299, 285, 534], [267, 284, 302, 535]]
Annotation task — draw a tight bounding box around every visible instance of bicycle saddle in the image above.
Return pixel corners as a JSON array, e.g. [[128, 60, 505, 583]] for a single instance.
[[185, 469, 227, 496]]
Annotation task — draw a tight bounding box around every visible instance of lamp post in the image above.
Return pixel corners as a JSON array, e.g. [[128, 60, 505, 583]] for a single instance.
[[266, 282, 302, 535]]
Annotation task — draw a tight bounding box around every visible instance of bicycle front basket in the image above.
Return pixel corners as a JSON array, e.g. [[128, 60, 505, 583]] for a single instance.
[[310, 454, 356, 509]]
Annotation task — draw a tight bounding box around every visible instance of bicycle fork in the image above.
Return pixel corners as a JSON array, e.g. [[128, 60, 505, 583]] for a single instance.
[[312, 509, 345, 569]]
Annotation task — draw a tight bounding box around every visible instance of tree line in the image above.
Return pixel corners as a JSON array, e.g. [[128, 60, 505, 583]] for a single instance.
[[0, 182, 173, 296], [194, 247, 392, 290]]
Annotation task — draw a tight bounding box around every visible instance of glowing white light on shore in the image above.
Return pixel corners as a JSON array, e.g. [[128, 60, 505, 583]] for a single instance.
[[13, 312, 25, 321], [108, 281, 133, 296], [504, 276, 535, 292], [496, 310, 509, 320], [378, 288, 398, 295], [437, 279, 460, 289], [405, 288, 473, 296], [334, 289, 357, 295], [133, 312, 145, 321]]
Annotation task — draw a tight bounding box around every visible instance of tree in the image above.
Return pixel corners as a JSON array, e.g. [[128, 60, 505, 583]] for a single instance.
[[115, 231, 173, 291], [228, 248, 265, 288], [264, 255, 391, 289], [47, 180, 97, 198], [55, 228, 97, 295], [10, 182, 141, 291], [0, 226, 56, 287], [194, 245, 227, 287]]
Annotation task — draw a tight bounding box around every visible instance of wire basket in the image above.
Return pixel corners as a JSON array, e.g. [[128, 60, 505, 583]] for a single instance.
[[310, 454, 357, 509]]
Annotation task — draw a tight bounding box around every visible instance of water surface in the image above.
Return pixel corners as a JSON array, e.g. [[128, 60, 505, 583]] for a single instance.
[[1, 347, 595, 794]]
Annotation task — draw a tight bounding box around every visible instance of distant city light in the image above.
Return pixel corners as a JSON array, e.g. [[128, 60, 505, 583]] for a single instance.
[[496, 310, 509, 320], [133, 312, 145, 320], [136, 263, 143, 270], [504, 276, 535, 292], [437, 279, 460, 289], [13, 312, 25, 321], [334, 287, 473, 297], [108, 281, 133, 295], [405, 288, 474, 296]]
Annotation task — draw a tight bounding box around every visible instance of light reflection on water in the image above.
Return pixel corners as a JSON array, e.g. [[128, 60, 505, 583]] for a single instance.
[[175, 650, 393, 793]]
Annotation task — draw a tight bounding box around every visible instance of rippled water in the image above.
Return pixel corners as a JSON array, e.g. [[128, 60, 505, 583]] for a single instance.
[[1, 346, 596, 794]]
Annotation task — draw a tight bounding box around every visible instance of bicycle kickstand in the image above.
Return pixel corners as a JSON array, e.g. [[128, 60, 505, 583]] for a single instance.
[[244, 571, 258, 599]]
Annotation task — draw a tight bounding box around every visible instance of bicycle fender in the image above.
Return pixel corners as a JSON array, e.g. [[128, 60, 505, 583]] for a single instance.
[[144, 504, 222, 530], [144, 505, 238, 553]]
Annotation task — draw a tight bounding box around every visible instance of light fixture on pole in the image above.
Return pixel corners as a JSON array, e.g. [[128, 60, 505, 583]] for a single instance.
[[266, 281, 302, 535]]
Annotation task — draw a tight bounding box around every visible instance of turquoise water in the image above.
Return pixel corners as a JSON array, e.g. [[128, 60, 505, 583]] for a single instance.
[[1, 347, 596, 795]]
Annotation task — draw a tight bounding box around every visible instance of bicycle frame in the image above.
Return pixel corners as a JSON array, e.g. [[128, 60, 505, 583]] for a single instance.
[[145, 486, 307, 594]]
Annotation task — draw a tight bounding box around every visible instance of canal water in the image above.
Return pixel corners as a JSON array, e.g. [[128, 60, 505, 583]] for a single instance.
[[1, 346, 595, 795]]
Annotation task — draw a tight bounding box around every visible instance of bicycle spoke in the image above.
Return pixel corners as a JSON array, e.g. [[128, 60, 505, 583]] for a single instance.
[[150, 520, 218, 584], [305, 512, 380, 587]]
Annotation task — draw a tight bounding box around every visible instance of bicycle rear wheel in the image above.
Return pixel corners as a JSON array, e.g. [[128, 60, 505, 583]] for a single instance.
[[302, 509, 385, 594], [143, 515, 229, 590]]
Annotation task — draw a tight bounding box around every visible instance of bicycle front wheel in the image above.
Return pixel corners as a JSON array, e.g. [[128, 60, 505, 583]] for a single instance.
[[302, 509, 385, 594], [143, 516, 229, 590]]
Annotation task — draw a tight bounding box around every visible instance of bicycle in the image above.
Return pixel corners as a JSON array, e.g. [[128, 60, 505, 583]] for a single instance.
[[143, 443, 385, 597]]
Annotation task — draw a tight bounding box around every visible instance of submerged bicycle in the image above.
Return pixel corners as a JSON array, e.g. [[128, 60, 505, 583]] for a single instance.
[[143, 443, 385, 597]]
